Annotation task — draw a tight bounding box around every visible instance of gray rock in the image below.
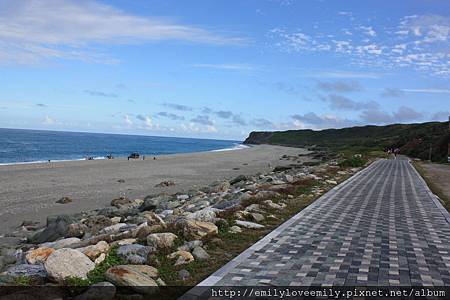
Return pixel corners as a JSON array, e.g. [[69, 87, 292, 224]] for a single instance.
[[235, 220, 265, 229], [29, 215, 74, 243], [178, 269, 191, 281], [192, 246, 209, 261], [99, 223, 127, 234], [75, 282, 116, 300], [139, 197, 160, 212], [5, 264, 47, 280], [117, 244, 154, 265], [84, 215, 113, 234], [41, 237, 81, 249], [45, 248, 95, 281], [229, 226, 242, 234], [230, 175, 247, 185], [56, 196, 72, 204], [96, 207, 119, 218], [110, 197, 133, 208]]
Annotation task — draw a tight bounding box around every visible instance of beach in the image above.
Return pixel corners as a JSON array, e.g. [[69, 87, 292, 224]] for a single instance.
[[0, 145, 308, 239]]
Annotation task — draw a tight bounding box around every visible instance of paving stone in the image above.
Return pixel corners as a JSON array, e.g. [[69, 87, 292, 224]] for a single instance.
[[199, 159, 450, 287]]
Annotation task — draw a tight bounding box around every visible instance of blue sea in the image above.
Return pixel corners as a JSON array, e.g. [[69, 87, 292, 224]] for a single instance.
[[0, 128, 245, 165]]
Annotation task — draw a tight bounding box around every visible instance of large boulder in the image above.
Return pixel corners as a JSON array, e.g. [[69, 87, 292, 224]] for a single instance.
[[44, 249, 95, 282], [146, 233, 177, 250], [117, 244, 154, 265], [66, 223, 88, 238], [29, 215, 74, 243], [26, 247, 55, 264], [105, 265, 158, 294], [192, 246, 209, 261], [177, 219, 218, 240], [139, 194, 171, 212], [5, 264, 47, 281]]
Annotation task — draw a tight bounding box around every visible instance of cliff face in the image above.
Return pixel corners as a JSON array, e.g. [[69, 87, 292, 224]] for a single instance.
[[244, 121, 450, 162]]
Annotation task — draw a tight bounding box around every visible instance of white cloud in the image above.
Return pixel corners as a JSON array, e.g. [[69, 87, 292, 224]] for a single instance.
[[190, 63, 256, 71], [0, 0, 246, 64], [42, 116, 55, 125], [401, 88, 450, 94], [124, 114, 133, 126]]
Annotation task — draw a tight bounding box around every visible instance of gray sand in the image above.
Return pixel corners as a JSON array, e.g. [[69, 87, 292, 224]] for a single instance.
[[0, 145, 308, 237]]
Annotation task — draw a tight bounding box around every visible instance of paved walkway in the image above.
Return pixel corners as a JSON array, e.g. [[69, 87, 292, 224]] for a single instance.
[[200, 159, 450, 287]]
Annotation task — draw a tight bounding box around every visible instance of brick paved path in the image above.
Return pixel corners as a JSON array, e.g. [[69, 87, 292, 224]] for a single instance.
[[201, 159, 450, 287]]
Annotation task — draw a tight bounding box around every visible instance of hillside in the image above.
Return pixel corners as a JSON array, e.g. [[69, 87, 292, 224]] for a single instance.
[[244, 121, 450, 162]]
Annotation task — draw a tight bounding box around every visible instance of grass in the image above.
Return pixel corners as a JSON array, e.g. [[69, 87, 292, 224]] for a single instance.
[[65, 246, 125, 286], [413, 161, 450, 212], [14, 276, 32, 286]]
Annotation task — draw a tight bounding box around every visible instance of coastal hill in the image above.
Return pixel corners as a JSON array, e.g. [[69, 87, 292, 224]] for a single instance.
[[244, 121, 450, 162]]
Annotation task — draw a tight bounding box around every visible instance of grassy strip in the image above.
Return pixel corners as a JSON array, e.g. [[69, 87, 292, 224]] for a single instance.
[[412, 161, 450, 212]]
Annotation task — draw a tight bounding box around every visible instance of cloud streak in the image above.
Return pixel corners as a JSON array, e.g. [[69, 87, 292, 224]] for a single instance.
[[0, 0, 246, 64]]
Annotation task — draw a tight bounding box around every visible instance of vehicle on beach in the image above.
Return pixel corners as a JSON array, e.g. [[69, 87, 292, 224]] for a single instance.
[[128, 153, 140, 160]]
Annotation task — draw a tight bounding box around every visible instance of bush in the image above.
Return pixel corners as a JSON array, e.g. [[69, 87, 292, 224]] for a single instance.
[[339, 156, 366, 168]]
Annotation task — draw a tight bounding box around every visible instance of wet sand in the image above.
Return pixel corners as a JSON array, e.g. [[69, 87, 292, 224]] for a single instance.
[[0, 145, 309, 236]]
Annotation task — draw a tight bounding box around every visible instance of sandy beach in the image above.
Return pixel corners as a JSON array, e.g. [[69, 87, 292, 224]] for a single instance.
[[0, 145, 308, 238]]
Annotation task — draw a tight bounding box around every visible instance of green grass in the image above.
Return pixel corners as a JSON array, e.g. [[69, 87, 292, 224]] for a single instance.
[[65, 246, 125, 286], [338, 156, 367, 168], [14, 276, 32, 286]]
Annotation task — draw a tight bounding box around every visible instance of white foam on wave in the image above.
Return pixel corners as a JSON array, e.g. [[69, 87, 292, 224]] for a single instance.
[[211, 143, 250, 152], [0, 157, 106, 166]]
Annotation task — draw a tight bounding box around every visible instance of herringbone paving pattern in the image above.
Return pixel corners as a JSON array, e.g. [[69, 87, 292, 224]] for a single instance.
[[204, 159, 450, 286]]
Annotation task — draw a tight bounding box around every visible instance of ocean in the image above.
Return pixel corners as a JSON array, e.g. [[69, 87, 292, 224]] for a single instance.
[[0, 128, 244, 165]]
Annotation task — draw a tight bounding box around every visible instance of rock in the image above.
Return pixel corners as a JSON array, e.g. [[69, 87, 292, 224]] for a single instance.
[[110, 238, 137, 247], [168, 251, 194, 266], [105, 265, 158, 294], [235, 220, 265, 229], [142, 212, 165, 226], [117, 244, 154, 265], [283, 174, 295, 183], [230, 175, 247, 185], [192, 246, 209, 261], [66, 223, 88, 238], [177, 240, 203, 252], [111, 197, 133, 208], [26, 247, 55, 264], [155, 180, 175, 188], [134, 225, 163, 239], [110, 217, 122, 225], [273, 166, 292, 172], [139, 198, 160, 212], [263, 200, 286, 210], [186, 207, 219, 223], [75, 281, 116, 300], [117, 179, 125, 183], [95, 253, 106, 265], [178, 219, 218, 240], [84, 215, 113, 234], [56, 196, 72, 204], [77, 241, 109, 260], [45, 249, 95, 281], [178, 269, 190, 281], [5, 264, 47, 281], [229, 226, 242, 234], [146, 233, 177, 250], [41, 237, 81, 250], [210, 181, 231, 193], [29, 215, 74, 243], [97, 207, 119, 218], [156, 278, 166, 286], [176, 194, 189, 201], [326, 180, 338, 185], [251, 213, 265, 222], [245, 204, 263, 213], [99, 223, 127, 234]]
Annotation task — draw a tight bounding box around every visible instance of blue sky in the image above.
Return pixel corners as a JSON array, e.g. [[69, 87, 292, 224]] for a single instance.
[[0, 0, 449, 140]]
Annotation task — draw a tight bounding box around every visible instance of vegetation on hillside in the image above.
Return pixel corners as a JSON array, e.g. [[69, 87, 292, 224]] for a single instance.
[[244, 121, 449, 162]]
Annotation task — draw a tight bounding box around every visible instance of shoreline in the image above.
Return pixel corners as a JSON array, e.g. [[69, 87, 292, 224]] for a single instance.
[[0, 144, 249, 167], [0, 144, 309, 244]]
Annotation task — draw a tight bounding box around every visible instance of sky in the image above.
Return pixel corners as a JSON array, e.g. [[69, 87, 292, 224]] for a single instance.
[[0, 0, 449, 141]]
